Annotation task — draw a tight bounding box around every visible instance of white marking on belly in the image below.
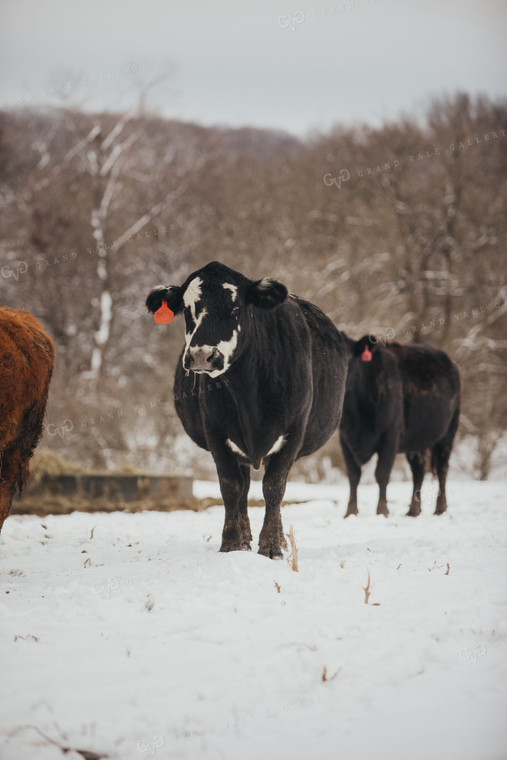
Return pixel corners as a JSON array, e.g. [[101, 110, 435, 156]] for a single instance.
[[266, 435, 286, 457], [222, 282, 238, 301], [183, 277, 203, 318], [226, 438, 248, 458]]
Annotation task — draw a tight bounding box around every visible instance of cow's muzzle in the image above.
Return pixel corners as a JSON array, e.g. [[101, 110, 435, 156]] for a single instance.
[[184, 346, 224, 373]]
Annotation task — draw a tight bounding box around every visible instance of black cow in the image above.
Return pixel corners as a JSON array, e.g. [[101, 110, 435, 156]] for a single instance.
[[340, 335, 460, 517], [146, 261, 349, 558]]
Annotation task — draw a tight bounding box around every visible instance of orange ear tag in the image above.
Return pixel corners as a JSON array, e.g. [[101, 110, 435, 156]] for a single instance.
[[361, 345, 372, 362], [154, 299, 174, 324]]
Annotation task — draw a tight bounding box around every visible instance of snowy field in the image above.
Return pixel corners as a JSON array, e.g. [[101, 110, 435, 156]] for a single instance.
[[1, 478, 507, 760]]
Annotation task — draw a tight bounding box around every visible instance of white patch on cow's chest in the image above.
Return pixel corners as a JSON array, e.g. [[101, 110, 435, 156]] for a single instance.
[[266, 435, 286, 456], [226, 434, 287, 465], [222, 282, 238, 301], [226, 438, 248, 458], [183, 277, 203, 318]]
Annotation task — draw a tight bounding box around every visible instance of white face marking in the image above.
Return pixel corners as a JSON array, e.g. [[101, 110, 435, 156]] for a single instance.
[[182, 279, 241, 376], [266, 435, 286, 457], [226, 438, 248, 458], [183, 277, 203, 318], [222, 282, 238, 301], [183, 329, 238, 377], [188, 329, 238, 377], [217, 329, 238, 364], [184, 308, 208, 349]]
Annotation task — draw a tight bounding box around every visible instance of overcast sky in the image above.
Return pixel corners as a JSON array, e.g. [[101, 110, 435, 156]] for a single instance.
[[1, 0, 506, 136]]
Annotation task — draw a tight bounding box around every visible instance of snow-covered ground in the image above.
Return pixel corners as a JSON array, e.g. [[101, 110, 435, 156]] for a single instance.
[[1, 478, 506, 760]]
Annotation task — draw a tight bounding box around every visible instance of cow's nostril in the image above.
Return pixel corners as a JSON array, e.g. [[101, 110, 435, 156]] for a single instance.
[[187, 347, 222, 371]]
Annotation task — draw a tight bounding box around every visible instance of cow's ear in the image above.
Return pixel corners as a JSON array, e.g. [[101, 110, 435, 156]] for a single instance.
[[246, 278, 289, 310], [146, 285, 183, 314]]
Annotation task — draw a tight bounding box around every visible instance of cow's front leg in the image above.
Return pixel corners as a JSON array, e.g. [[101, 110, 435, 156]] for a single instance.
[[278, 512, 288, 550], [259, 447, 296, 559], [238, 464, 252, 550], [214, 449, 249, 552], [341, 436, 361, 517]]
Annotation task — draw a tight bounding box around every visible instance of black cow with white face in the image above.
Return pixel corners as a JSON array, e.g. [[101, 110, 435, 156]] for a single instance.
[[340, 335, 460, 517], [146, 261, 349, 558]]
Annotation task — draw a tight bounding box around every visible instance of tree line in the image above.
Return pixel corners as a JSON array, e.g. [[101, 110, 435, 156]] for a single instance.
[[0, 92, 505, 478]]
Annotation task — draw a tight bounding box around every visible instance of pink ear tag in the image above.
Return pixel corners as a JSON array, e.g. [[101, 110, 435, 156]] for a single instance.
[[361, 345, 372, 362], [154, 299, 174, 324]]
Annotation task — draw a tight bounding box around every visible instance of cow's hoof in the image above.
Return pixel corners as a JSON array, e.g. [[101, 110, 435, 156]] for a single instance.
[[376, 508, 389, 517], [258, 544, 283, 560], [239, 517, 253, 544], [344, 509, 358, 518], [434, 508, 447, 516], [219, 540, 243, 552], [406, 508, 421, 517], [240, 541, 252, 551]]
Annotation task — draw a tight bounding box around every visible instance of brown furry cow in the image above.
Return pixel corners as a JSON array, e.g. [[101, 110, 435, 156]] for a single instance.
[[0, 307, 55, 533]]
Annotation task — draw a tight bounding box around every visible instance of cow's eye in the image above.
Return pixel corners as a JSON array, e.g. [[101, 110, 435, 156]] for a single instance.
[[231, 305, 240, 315]]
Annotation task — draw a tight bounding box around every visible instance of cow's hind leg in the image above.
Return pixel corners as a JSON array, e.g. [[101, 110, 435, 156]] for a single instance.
[[0, 447, 23, 533], [375, 432, 398, 517], [238, 464, 252, 550], [340, 436, 361, 518], [432, 408, 459, 515], [406, 451, 426, 517], [0, 480, 16, 533], [0, 399, 47, 533]]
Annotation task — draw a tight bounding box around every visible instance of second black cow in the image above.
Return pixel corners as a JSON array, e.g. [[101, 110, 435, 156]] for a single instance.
[[340, 336, 460, 517], [147, 261, 349, 558]]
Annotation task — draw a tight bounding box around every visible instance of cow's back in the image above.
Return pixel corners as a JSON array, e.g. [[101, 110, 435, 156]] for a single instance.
[[292, 298, 350, 457], [386, 342, 460, 451]]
